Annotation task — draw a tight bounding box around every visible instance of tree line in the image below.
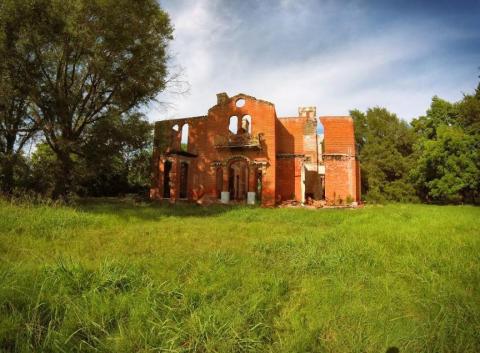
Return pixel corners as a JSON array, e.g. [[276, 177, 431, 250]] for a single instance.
[[351, 80, 480, 204], [1, 0, 479, 204]]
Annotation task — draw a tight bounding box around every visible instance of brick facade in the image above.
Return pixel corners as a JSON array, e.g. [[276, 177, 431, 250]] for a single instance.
[[150, 93, 360, 206]]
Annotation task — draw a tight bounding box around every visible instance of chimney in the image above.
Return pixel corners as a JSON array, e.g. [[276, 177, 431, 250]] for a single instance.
[[298, 106, 316, 119], [216, 92, 229, 105]]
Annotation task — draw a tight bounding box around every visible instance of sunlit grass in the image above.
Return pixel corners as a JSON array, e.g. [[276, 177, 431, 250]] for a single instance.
[[0, 199, 479, 352]]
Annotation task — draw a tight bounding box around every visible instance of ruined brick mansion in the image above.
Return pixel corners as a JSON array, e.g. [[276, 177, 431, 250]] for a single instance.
[[150, 93, 361, 206]]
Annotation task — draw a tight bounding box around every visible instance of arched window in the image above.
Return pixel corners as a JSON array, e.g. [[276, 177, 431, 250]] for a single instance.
[[229, 116, 238, 134], [172, 124, 179, 131], [181, 123, 189, 151], [241, 115, 251, 134]]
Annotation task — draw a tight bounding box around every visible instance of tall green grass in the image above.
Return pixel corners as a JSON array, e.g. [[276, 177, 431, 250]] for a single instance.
[[0, 199, 479, 352]]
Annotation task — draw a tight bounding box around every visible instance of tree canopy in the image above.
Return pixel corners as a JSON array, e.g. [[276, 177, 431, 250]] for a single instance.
[[352, 79, 480, 204], [351, 107, 417, 202]]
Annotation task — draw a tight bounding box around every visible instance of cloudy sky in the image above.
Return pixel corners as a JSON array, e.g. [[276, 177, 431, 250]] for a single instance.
[[149, 0, 480, 122]]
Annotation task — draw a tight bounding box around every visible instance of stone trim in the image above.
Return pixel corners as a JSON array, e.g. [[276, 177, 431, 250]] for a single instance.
[[277, 153, 305, 159]]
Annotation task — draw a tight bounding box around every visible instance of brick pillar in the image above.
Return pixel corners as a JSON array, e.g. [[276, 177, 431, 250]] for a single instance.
[[248, 165, 256, 192], [220, 164, 230, 204], [173, 130, 181, 150], [170, 158, 178, 202], [157, 158, 165, 198]]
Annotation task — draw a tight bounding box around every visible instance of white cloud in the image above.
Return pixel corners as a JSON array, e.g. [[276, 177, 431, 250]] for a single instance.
[[149, 0, 480, 122]]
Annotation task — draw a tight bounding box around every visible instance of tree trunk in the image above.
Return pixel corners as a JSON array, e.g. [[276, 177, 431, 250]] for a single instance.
[[52, 150, 74, 201]]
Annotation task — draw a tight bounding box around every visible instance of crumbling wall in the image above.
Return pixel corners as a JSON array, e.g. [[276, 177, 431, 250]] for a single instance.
[[276, 107, 323, 202], [151, 93, 277, 206]]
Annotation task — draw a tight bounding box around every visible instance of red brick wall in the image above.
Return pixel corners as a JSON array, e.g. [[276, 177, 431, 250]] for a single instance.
[[275, 158, 304, 201], [275, 117, 307, 202], [276, 117, 306, 154], [319, 116, 359, 203]]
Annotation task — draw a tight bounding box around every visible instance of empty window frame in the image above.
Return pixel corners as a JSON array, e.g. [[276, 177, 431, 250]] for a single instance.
[[229, 116, 238, 134], [181, 123, 189, 151]]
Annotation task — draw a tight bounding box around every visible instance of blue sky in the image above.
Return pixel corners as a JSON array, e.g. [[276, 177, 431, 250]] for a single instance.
[[149, 0, 480, 122]]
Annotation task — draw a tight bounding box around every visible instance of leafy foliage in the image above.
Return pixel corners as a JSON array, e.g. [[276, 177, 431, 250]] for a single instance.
[[28, 112, 153, 197], [411, 96, 458, 139], [411, 125, 479, 203], [410, 82, 480, 203], [78, 112, 153, 196], [351, 78, 480, 204]]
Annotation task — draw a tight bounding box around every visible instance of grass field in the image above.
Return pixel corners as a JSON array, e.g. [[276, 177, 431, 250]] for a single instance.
[[0, 199, 479, 353]]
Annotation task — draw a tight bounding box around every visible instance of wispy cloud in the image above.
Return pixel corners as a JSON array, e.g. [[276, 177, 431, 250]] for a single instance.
[[150, 0, 480, 122]]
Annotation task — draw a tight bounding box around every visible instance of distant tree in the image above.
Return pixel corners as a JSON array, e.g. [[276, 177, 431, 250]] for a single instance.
[[351, 108, 417, 202], [28, 143, 58, 196], [3, 0, 172, 199]]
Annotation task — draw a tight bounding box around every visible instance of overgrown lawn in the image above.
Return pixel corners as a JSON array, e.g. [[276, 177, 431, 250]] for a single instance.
[[0, 200, 479, 352]]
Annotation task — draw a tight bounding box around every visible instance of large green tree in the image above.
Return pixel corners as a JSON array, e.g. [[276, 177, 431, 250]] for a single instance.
[[351, 107, 417, 202], [3, 0, 172, 198]]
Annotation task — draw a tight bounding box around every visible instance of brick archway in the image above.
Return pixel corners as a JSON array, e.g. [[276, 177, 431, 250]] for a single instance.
[[227, 158, 249, 201]]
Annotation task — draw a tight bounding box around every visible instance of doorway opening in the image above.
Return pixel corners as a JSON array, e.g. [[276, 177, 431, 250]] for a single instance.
[[179, 162, 188, 199], [256, 169, 263, 203], [304, 169, 324, 201], [163, 160, 172, 198], [228, 159, 248, 201]]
